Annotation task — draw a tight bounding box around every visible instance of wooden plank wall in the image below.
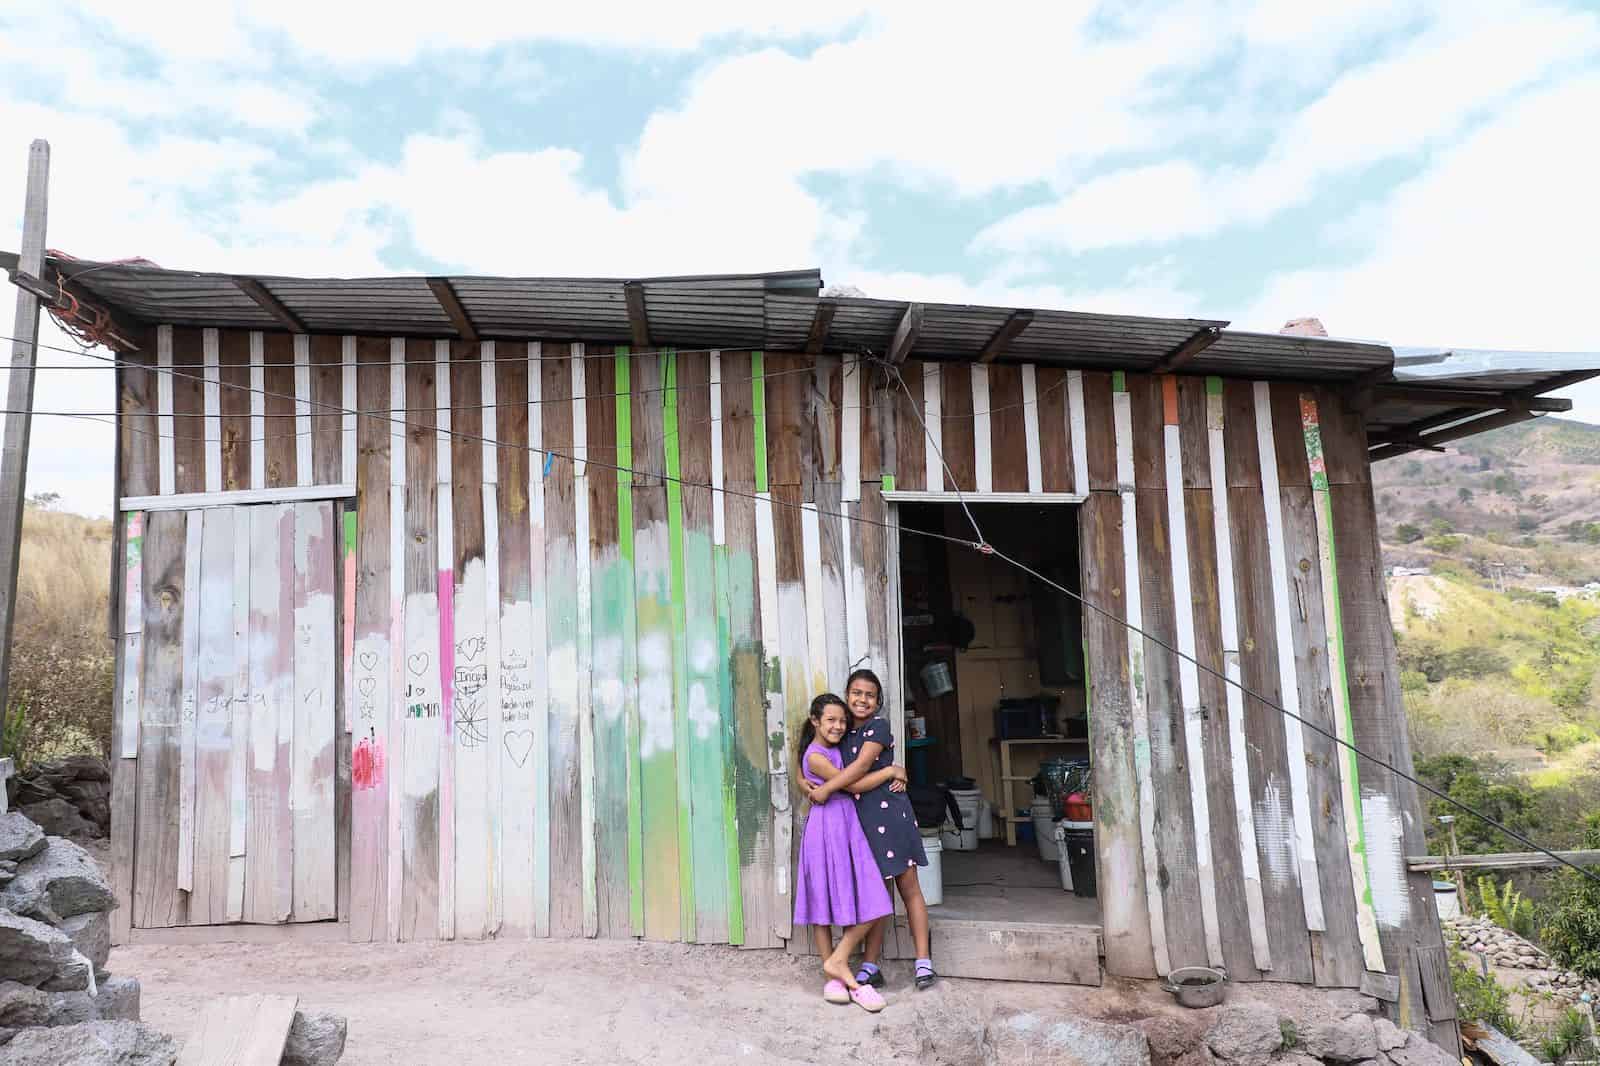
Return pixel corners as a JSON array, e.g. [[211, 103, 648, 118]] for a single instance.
[[116, 330, 1444, 1026]]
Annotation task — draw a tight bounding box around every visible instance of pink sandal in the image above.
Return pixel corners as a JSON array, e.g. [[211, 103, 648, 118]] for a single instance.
[[822, 979, 850, 1005], [849, 984, 886, 1013]]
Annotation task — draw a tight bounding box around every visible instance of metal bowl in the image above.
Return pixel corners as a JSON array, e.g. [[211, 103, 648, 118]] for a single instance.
[[1164, 966, 1228, 1009]]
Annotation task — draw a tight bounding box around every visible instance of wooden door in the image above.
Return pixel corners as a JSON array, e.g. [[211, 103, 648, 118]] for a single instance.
[[127, 502, 339, 928]]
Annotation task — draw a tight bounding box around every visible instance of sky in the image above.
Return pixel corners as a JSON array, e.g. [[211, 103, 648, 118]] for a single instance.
[[2, 0, 1599, 517]]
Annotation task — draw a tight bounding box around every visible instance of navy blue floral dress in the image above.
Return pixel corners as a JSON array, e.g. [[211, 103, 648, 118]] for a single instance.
[[846, 715, 927, 879]]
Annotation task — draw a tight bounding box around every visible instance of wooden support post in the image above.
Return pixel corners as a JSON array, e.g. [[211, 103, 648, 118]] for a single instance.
[[0, 139, 49, 721], [232, 278, 307, 334], [804, 299, 837, 355], [624, 282, 650, 349], [886, 304, 923, 365], [426, 279, 478, 342], [1151, 326, 1221, 374], [977, 309, 1033, 364]]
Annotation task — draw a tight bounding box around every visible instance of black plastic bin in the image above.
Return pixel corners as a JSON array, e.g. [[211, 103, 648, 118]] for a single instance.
[[1062, 821, 1097, 898]]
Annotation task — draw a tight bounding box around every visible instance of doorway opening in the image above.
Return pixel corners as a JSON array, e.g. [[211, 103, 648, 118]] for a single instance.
[[894, 500, 1099, 931]]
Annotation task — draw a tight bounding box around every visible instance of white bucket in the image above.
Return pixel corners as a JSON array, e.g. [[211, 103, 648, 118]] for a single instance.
[[977, 798, 995, 840], [920, 661, 954, 698], [949, 788, 982, 828], [940, 824, 978, 851], [920, 831, 943, 907], [1054, 822, 1074, 892], [1033, 798, 1060, 862]]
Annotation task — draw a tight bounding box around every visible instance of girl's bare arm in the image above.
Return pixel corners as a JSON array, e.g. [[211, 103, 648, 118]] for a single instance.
[[806, 755, 896, 791]]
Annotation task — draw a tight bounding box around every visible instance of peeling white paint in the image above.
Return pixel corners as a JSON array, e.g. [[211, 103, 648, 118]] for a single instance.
[[1254, 774, 1300, 891], [1362, 792, 1411, 931], [637, 632, 674, 757]]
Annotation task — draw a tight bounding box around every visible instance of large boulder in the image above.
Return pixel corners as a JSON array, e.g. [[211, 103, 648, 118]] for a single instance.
[[1300, 1013, 1378, 1063], [281, 1009, 346, 1066], [1205, 1004, 1287, 1066], [0, 912, 80, 988], [0, 984, 48, 1031], [0, 1020, 177, 1065], [13, 801, 98, 843], [58, 914, 110, 979], [1386, 1031, 1461, 1066], [41, 977, 139, 1030], [0, 815, 45, 864], [0, 837, 116, 925], [984, 1008, 1150, 1066], [95, 979, 139, 1025]]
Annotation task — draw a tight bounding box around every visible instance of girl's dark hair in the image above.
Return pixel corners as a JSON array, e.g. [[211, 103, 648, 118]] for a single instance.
[[797, 692, 847, 767], [844, 668, 883, 706]]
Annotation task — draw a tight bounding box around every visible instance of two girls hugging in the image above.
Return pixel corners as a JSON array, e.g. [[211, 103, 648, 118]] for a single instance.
[[791, 669, 936, 1012]]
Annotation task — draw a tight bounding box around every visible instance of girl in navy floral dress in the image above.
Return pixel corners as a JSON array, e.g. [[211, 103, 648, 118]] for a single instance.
[[804, 668, 937, 990]]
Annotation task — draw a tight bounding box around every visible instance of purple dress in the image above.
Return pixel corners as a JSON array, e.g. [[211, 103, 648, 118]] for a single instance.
[[792, 742, 894, 928]]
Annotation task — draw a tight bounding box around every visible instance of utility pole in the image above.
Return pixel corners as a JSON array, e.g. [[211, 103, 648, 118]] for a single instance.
[[0, 139, 51, 722]]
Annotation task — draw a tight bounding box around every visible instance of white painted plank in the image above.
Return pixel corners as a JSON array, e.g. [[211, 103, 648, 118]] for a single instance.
[[157, 325, 175, 496], [386, 338, 406, 942], [1162, 411, 1224, 969], [570, 343, 587, 477], [1021, 363, 1042, 494], [292, 502, 338, 921], [482, 481, 503, 934], [119, 512, 145, 759], [122, 484, 355, 512], [572, 348, 597, 938], [226, 506, 249, 921], [341, 336, 357, 486], [192, 507, 234, 925], [249, 332, 265, 492], [753, 493, 788, 934], [710, 352, 726, 545], [842, 503, 867, 672], [294, 335, 312, 488], [1114, 385, 1171, 976], [435, 339, 455, 942], [451, 524, 491, 939], [528, 342, 551, 938], [203, 328, 222, 494], [922, 362, 942, 491], [800, 503, 828, 693], [1253, 381, 1326, 933], [1067, 370, 1089, 496], [177, 510, 202, 893], [1206, 386, 1272, 972], [841, 357, 861, 503], [972, 364, 992, 494]]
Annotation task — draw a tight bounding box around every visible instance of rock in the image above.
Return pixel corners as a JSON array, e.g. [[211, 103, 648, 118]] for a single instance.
[[39, 950, 95, 993], [0, 837, 116, 924], [51, 757, 110, 784], [0, 815, 46, 864], [1372, 1018, 1408, 1053], [1204, 1005, 1285, 1066], [0, 1020, 177, 1065], [985, 1008, 1150, 1066], [0, 984, 48, 1030], [58, 914, 110, 979], [44, 991, 98, 1027], [1302, 1013, 1377, 1063], [13, 801, 98, 842], [0, 912, 80, 988], [281, 1009, 346, 1066], [95, 979, 139, 1024], [0, 862, 15, 887], [1386, 1032, 1460, 1066]]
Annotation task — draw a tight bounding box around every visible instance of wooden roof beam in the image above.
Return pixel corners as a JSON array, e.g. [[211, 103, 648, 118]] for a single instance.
[[426, 277, 478, 342], [977, 310, 1034, 364], [804, 299, 837, 355], [1369, 406, 1545, 462], [886, 302, 923, 365], [624, 281, 650, 348], [1375, 385, 1572, 411], [1151, 325, 1221, 373], [233, 277, 306, 333]]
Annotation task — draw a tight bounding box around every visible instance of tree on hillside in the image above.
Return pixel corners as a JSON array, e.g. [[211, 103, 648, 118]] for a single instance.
[[1540, 815, 1600, 981], [1458, 487, 1474, 504], [1396, 523, 1423, 543], [1416, 754, 1537, 855]]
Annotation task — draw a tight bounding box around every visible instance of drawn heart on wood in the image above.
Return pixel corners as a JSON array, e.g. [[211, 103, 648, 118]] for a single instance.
[[503, 730, 535, 767], [358, 652, 379, 672], [458, 636, 486, 662], [358, 677, 377, 697], [408, 653, 429, 676]]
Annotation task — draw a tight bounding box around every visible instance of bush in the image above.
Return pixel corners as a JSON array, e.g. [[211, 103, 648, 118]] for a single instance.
[[1540, 816, 1600, 981], [1396, 523, 1423, 544], [1416, 754, 1539, 855], [1425, 534, 1464, 553], [1477, 876, 1537, 939], [1536, 1008, 1597, 1066], [1450, 951, 1519, 1035], [1538, 723, 1597, 754]]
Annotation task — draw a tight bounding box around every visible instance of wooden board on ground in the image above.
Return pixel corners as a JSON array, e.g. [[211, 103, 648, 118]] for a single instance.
[[178, 994, 298, 1066], [884, 918, 1102, 986]]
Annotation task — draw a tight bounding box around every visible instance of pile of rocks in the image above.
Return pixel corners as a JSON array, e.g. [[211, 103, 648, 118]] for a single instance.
[[1444, 914, 1600, 1004], [1205, 1004, 1458, 1066], [4, 757, 110, 841]]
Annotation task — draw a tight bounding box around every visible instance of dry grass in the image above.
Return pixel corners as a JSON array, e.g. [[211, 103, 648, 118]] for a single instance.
[[4, 505, 115, 767]]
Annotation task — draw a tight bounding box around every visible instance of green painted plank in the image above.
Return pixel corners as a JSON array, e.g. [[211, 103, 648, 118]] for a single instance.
[[686, 524, 728, 940], [662, 351, 699, 938], [714, 544, 746, 945], [751, 352, 768, 494], [615, 349, 644, 938]]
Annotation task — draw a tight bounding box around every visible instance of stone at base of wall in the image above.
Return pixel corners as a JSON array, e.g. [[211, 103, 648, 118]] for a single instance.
[[1204, 1006, 1456, 1066], [0, 1019, 176, 1065]]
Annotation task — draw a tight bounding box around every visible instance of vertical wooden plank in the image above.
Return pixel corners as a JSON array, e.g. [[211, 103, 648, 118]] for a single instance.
[[111, 512, 144, 942], [942, 363, 976, 494], [1036, 368, 1070, 493], [1110, 374, 1170, 975], [155, 325, 176, 496], [587, 348, 630, 938], [244, 505, 293, 925], [613, 349, 644, 939], [400, 338, 440, 942], [202, 329, 222, 494], [190, 507, 234, 925], [987, 364, 1027, 493], [171, 328, 204, 496], [1082, 371, 1113, 492], [449, 347, 492, 940], [971, 364, 993, 493], [527, 343, 551, 938], [292, 501, 337, 921], [177, 511, 202, 895], [1202, 378, 1272, 973], [480, 346, 503, 936], [1067, 370, 1090, 495], [1159, 377, 1224, 969], [841, 357, 861, 503], [263, 334, 296, 489], [1081, 491, 1156, 977], [891, 360, 924, 493], [633, 350, 681, 940], [294, 335, 313, 488], [922, 362, 942, 493], [1301, 396, 1385, 974], [248, 333, 265, 492], [751, 353, 790, 941], [572, 348, 598, 939], [350, 338, 392, 943], [335, 501, 353, 927], [385, 340, 406, 942], [800, 503, 829, 696], [495, 348, 537, 937], [310, 334, 343, 486], [544, 345, 584, 938], [342, 336, 357, 487], [434, 341, 457, 942], [134, 510, 184, 928], [217, 331, 251, 495], [1021, 363, 1043, 494], [120, 330, 159, 500], [721, 351, 775, 949], [707, 351, 744, 945]]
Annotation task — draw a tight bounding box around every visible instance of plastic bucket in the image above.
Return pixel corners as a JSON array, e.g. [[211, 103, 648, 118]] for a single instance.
[[977, 798, 995, 840], [940, 825, 978, 851], [1033, 798, 1060, 862], [920, 831, 943, 907], [1062, 819, 1096, 897], [1053, 822, 1074, 892]]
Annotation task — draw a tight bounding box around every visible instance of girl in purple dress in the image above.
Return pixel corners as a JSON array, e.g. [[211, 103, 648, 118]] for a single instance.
[[792, 693, 900, 1011]]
